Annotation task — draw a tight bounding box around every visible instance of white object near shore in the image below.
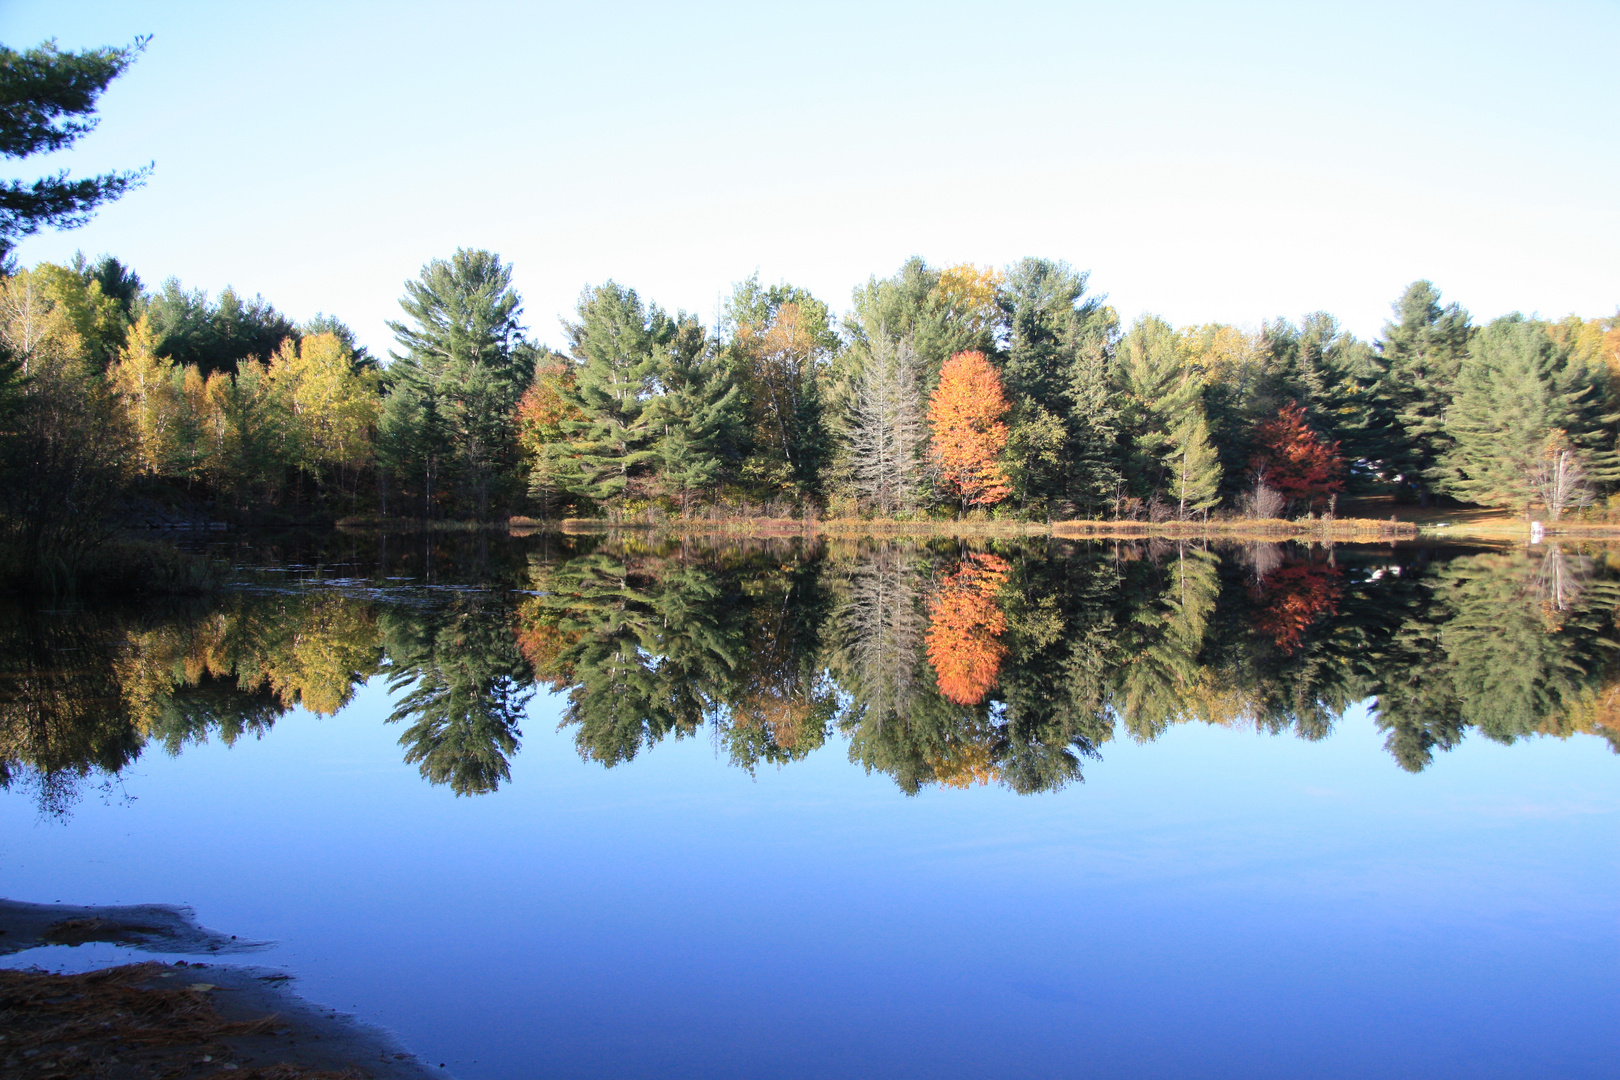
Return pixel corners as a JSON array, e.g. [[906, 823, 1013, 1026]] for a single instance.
[[1530, 521, 1546, 543]]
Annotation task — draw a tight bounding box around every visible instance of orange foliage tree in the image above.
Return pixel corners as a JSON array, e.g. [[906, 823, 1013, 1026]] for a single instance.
[[516, 360, 586, 515], [925, 552, 1011, 705], [1249, 402, 1344, 511], [927, 351, 1011, 511]]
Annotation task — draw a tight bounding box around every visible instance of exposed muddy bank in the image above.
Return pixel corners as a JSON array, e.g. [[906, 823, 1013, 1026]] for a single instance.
[[0, 899, 443, 1079]]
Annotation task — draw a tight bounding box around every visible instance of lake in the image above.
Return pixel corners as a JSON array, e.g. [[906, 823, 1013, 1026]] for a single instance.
[[1, 531, 1615, 1078]]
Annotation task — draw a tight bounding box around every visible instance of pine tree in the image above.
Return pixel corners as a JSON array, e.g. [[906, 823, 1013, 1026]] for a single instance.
[[651, 315, 742, 514], [0, 38, 150, 261], [1117, 315, 1207, 508], [1064, 339, 1121, 515], [1372, 281, 1473, 504], [386, 249, 531, 517], [1166, 410, 1222, 517], [550, 282, 665, 505], [996, 257, 1115, 508], [1443, 315, 1615, 511]]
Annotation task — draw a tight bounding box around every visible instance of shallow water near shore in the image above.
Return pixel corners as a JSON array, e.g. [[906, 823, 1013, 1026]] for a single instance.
[[1, 533, 1616, 1078]]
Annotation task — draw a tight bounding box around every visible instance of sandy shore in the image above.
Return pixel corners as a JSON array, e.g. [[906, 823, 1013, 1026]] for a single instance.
[[0, 898, 443, 1079]]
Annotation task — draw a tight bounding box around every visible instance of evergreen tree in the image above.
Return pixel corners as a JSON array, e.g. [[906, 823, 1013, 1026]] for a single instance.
[[0, 38, 150, 261], [1443, 315, 1615, 511], [551, 282, 666, 505], [386, 249, 532, 517], [1372, 281, 1473, 504], [1117, 315, 1206, 508], [144, 279, 298, 377], [1166, 410, 1222, 517], [842, 257, 994, 389], [996, 257, 1114, 509], [651, 314, 742, 514], [1064, 339, 1122, 515]]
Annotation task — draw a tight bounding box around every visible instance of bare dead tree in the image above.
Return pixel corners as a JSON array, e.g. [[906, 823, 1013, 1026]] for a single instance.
[[846, 334, 924, 514], [1527, 445, 1593, 523]]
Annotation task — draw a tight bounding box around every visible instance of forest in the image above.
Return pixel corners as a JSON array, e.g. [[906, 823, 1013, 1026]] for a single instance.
[[2, 534, 1616, 812], [2, 246, 1618, 584]]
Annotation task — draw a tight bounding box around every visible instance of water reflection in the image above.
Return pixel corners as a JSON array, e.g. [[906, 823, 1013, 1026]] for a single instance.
[[2, 536, 1617, 814]]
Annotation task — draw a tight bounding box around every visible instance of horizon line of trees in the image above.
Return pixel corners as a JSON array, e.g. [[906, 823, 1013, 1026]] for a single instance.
[[2, 248, 1618, 575]]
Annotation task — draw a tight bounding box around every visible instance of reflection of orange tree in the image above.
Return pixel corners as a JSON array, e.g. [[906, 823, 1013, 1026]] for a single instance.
[[925, 553, 1011, 705], [1250, 560, 1343, 653], [513, 600, 581, 691]]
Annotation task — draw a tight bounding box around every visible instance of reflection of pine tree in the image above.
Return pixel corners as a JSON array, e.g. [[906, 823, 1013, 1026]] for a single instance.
[[995, 547, 1120, 793], [527, 550, 750, 767], [1116, 545, 1220, 741], [1361, 555, 1465, 772], [1439, 551, 1618, 744], [380, 597, 533, 796]]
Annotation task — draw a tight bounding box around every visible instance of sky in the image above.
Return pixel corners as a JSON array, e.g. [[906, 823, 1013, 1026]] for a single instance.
[[3, 0, 1617, 355]]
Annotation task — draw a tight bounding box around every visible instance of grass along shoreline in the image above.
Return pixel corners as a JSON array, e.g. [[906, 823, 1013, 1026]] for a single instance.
[[511, 514, 1421, 542]]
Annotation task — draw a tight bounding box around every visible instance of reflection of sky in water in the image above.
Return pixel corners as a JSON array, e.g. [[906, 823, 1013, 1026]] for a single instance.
[[2, 681, 1614, 1079]]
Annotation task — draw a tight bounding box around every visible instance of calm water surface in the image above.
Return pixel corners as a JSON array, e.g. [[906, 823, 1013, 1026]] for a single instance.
[[1, 533, 1615, 1078]]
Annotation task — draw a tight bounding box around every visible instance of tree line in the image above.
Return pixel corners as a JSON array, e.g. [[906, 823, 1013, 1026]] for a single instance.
[[4, 536, 1616, 813], [2, 248, 1618, 570]]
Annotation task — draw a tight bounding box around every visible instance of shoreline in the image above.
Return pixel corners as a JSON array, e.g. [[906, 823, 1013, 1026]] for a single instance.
[[0, 898, 443, 1080]]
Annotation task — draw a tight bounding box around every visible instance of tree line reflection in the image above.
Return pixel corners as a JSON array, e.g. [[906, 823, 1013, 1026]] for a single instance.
[[3, 538, 1617, 814]]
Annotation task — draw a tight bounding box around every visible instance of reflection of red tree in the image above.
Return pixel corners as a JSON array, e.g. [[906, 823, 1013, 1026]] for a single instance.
[[926, 553, 1011, 705], [1251, 561, 1343, 652]]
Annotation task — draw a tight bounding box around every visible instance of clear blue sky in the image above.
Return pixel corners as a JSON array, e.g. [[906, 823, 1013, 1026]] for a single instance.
[[4, 1, 1616, 353]]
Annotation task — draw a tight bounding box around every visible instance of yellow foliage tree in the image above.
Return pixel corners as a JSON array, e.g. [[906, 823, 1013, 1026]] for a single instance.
[[270, 332, 380, 489], [0, 268, 85, 378], [33, 262, 128, 367], [110, 315, 182, 475], [1178, 322, 1262, 386], [930, 264, 1002, 337]]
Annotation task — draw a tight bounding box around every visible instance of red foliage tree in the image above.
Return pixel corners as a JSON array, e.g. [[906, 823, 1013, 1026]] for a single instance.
[[925, 553, 1010, 705], [1249, 403, 1344, 511], [927, 351, 1011, 511], [1250, 560, 1344, 653]]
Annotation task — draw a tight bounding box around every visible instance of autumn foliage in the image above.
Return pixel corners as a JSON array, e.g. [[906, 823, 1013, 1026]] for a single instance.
[[1249, 403, 1345, 510], [927, 351, 1011, 510], [1251, 559, 1343, 653], [925, 552, 1011, 705]]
